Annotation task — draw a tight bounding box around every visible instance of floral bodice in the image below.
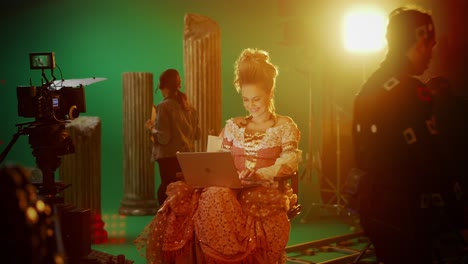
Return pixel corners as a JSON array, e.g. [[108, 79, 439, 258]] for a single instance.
[[222, 118, 302, 182]]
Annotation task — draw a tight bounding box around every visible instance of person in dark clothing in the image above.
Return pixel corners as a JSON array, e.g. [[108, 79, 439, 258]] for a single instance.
[[352, 6, 464, 263], [149, 69, 200, 206]]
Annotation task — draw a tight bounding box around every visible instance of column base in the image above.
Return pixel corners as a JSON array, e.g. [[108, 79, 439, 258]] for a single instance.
[[118, 199, 158, 216]]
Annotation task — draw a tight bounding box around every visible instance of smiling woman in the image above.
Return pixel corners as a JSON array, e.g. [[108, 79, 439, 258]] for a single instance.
[[135, 48, 303, 264]]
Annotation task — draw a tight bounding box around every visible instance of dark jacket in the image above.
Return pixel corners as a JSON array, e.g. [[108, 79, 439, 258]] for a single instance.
[[151, 98, 200, 161], [352, 54, 449, 203]]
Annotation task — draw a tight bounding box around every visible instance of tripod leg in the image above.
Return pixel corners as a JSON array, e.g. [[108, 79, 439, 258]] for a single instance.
[[353, 241, 373, 263], [0, 132, 22, 164]]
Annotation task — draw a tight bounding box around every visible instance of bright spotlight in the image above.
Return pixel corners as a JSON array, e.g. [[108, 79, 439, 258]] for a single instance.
[[342, 6, 387, 53]]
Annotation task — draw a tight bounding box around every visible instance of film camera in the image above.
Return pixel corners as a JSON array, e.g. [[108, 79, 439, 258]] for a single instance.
[[0, 53, 109, 263], [0, 52, 105, 197], [14, 52, 86, 197], [17, 52, 86, 122]]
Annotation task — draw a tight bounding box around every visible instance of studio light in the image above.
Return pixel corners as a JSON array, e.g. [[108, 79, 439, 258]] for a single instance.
[[342, 6, 387, 53]]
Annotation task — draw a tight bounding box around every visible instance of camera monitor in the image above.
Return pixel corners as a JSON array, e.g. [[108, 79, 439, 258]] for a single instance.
[[29, 52, 55, 70]]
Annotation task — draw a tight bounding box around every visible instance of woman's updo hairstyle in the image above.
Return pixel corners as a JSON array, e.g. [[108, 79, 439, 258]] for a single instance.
[[234, 48, 278, 93], [234, 48, 278, 113]]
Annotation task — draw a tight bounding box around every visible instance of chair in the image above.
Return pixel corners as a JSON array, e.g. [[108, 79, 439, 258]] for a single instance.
[[274, 172, 301, 220]]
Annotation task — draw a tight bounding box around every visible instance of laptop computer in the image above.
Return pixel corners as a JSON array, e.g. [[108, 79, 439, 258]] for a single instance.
[[176, 151, 255, 189]]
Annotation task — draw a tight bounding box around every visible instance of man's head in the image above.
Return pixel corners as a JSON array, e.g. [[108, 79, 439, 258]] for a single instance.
[[386, 7, 436, 75]]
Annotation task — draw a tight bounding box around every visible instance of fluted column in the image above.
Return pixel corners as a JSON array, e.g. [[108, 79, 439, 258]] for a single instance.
[[120, 72, 158, 215], [184, 13, 222, 151], [59, 116, 107, 243]]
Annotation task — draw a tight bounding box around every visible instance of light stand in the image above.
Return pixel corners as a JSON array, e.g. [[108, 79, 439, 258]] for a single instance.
[[333, 104, 349, 214], [276, 27, 348, 220], [300, 80, 348, 222], [298, 60, 344, 222], [294, 59, 334, 222], [299, 66, 317, 184], [309, 55, 370, 219]]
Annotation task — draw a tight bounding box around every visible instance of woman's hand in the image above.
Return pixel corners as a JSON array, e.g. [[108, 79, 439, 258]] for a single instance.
[[145, 119, 154, 130], [238, 169, 258, 181]]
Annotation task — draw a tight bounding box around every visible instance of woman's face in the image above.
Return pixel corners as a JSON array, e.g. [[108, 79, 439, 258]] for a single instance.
[[241, 83, 271, 118]]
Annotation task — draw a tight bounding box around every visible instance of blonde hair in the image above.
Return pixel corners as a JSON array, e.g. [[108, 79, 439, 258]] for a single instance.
[[233, 48, 278, 113]]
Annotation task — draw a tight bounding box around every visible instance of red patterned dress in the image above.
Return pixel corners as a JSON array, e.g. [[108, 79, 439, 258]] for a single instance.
[[135, 118, 302, 264]]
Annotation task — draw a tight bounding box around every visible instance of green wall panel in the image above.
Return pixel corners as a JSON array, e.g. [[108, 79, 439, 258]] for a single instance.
[[0, 0, 335, 213]]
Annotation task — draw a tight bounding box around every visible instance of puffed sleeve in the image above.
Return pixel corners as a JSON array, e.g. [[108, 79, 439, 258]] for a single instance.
[[256, 120, 303, 182]]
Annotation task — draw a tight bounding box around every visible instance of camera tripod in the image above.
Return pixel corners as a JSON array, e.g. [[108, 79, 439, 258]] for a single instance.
[[0, 120, 99, 260], [0, 120, 74, 199]]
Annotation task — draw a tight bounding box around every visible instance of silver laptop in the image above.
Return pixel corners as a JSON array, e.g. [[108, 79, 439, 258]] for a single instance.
[[176, 151, 254, 189]]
